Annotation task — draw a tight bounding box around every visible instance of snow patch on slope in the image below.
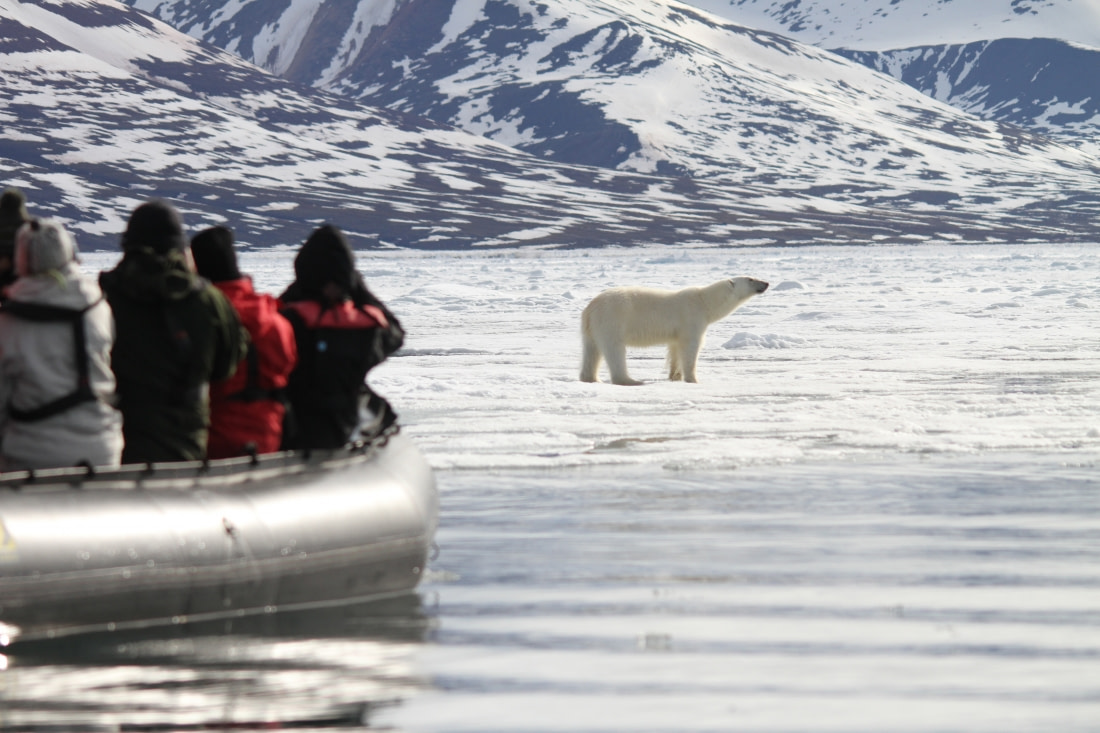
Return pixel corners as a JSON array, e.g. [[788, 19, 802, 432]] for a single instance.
[[317, 0, 402, 85]]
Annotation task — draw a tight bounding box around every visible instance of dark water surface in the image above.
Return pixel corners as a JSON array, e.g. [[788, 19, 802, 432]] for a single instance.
[[2, 456, 1098, 732]]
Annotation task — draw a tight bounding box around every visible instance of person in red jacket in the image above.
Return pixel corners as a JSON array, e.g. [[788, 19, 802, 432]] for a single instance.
[[278, 224, 404, 450], [190, 226, 297, 458]]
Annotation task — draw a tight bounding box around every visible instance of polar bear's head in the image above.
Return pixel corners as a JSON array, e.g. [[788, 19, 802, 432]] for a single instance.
[[729, 276, 769, 298], [699, 277, 769, 323]]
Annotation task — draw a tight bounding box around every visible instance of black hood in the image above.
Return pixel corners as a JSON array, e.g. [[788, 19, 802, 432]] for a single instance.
[[292, 224, 357, 301]]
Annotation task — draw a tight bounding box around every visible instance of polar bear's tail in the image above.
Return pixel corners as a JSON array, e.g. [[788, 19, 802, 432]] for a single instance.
[[580, 308, 601, 382]]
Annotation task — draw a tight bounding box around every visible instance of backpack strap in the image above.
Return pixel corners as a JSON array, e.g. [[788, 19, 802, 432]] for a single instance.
[[223, 342, 287, 403], [0, 299, 108, 422], [160, 281, 209, 406]]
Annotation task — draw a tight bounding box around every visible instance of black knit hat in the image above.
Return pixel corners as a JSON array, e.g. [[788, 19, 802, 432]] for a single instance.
[[0, 187, 30, 259], [121, 200, 187, 254], [294, 224, 357, 300], [190, 225, 241, 282]]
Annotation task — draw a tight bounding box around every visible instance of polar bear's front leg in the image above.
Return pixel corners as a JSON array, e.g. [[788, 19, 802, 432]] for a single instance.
[[679, 335, 703, 383], [667, 342, 684, 381]]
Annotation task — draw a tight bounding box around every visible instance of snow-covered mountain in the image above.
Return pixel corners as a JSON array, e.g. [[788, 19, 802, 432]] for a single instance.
[[122, 0, 1098, 182], [687, 0, 1100, 50], [3, 0, 1099, 249], [691, 0, 1100, 148], [116, 0, 1100, 231]]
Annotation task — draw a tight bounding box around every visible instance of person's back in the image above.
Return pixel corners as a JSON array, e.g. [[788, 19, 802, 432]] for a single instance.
[[191, 226, 297, 458], [98, 201, 248, 463], [279, 224, 404, 450], [0, 219, 123, 470]]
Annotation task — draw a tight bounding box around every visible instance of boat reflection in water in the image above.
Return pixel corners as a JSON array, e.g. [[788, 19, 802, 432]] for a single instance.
[[0, 593, 433, 730]]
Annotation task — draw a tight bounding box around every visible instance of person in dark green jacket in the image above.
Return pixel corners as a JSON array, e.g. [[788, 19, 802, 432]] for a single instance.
[[99, 200, 248, 463]]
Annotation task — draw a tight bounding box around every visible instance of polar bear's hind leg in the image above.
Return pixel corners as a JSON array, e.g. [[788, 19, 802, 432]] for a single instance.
[[580, 331, 602, 382], [604, 341, 643, 386]]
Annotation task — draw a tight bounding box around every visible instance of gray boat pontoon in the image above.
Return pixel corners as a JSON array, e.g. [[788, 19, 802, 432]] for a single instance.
[[0, 428, 437, 643]]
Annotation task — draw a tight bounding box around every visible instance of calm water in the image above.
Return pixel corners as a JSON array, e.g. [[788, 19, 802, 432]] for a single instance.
[[2, 455, 1098, 732]]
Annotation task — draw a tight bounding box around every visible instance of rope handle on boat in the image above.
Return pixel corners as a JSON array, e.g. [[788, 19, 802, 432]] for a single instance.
[[377, 428, 395, 449], [69, 460, 96, 488], [349, 423, 400, 454]]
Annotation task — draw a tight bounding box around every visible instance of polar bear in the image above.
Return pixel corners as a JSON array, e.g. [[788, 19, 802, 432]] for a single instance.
[[580, 277, 769, 385]]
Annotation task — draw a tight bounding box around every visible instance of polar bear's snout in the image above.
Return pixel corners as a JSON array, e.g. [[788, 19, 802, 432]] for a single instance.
[[730, 277, 769, 294]]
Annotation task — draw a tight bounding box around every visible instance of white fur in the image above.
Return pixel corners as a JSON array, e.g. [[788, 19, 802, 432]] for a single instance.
[[580, 277, 769, 385]]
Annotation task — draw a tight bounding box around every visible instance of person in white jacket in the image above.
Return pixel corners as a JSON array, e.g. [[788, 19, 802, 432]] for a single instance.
[[0, 218, 123, 470]]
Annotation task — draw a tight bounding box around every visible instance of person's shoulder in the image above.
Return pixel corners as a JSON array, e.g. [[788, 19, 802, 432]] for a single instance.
[[279, 298, 320, 322], [195, 278, 230, 302], [254, 291, 293, 327], [182, 278, 241, 324], [245, 286, 284, 313], [280, 300, 382, 329], [232, 287, 291, 334], [98, 265, 120, 293], [331, 302, 386, 330]]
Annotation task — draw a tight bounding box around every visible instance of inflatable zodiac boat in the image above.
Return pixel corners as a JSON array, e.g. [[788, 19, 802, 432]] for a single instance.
[[0, 428, 437, 643]]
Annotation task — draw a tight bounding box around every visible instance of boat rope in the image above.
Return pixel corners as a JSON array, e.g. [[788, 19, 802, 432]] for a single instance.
[[0, 422, 403, 490]]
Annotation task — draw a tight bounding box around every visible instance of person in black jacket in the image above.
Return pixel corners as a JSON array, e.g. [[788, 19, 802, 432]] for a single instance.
[[278, 224, 404, 450]]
